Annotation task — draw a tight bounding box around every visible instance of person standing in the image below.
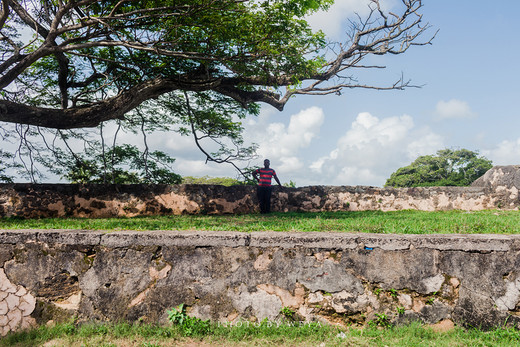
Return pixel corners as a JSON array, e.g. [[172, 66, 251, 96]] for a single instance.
[[252, 159, 282, 214]]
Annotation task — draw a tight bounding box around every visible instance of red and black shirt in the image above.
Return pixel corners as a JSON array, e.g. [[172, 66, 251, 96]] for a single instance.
[[255, 168, 277, 187]]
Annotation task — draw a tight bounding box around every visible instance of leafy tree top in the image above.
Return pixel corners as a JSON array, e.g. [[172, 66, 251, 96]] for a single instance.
[[385, 149, 493, 187]]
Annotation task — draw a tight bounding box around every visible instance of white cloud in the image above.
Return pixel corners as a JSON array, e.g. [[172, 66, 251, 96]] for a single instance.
[[434, 99, 477, 120], [406, 131, 445, 161], [95, 106, 324, 182], [306, 0, 372, 39], [167, 106, 325, 181], [250, 106, 325, 176], [337, 166, 382, 186], [338, 112, 414, 149], [172, 158, 236, 178], [309, 112, 444, 186], [163, 133, 198, 152], [306, 0, 397, 39], [277, 156, 304, 173], [482, 139, 520, 166]]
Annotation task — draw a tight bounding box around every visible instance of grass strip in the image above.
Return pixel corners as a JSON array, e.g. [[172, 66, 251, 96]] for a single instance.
[[1, 210, 520, 234], [2, 321, 520, 347]]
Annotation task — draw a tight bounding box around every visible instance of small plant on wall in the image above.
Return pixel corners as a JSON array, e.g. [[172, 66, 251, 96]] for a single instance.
[[369, 313, 391, 328], [280, 306, 296, 321], [167, 304, 211, 336], [426, 291, 438, 305]]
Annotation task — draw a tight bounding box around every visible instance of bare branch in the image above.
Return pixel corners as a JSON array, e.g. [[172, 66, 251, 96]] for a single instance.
[[183, 91, 255, 180]]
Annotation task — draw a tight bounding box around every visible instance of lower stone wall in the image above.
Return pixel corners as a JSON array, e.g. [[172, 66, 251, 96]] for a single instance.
[[0, 182, 519, 218], [2, 230, 520, 335]]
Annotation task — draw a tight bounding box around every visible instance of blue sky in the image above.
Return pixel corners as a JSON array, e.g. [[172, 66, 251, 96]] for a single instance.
[[161, 0, 520, 187]]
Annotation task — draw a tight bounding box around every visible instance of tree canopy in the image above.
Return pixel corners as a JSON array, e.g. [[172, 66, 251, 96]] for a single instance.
[[0, 0, 433, 129], [0, 0, 434, 182], [385, 149, 493, 187]]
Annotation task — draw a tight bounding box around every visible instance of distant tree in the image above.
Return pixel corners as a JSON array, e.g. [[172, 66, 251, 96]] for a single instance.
[[181, 176, 243, 186], [181, 175, 296, 187], [385, 149, 493, 187], [283, 180, 297, 188]]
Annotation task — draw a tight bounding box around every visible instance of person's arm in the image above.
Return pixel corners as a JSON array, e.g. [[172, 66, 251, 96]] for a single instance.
[[252, 170, 259, 183], [273, 173, 282, 187]]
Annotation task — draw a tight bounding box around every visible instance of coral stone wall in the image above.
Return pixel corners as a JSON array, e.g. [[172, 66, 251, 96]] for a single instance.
[[0, 181, 518, 218], [2, 230, 520, 335], [1, 165, 519, 217]]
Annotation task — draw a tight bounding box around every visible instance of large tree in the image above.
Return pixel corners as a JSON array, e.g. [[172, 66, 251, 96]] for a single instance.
[[0, 0, 433, 129], [0, 0, 434, 182], [385, 149, 493, 187]]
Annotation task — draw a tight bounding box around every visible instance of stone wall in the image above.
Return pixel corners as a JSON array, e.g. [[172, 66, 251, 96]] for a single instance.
[[0, 180, 519, 218], [1, 230, 520, 335]]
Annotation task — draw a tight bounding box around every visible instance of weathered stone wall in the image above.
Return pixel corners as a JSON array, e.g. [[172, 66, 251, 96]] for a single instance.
[[2, 230, 520, 335], [0, 181, 518, 218]]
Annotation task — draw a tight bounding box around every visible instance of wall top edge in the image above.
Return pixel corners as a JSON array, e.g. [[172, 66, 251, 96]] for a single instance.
[[0, 183, 489, 190], [0, 229, 517, 252]]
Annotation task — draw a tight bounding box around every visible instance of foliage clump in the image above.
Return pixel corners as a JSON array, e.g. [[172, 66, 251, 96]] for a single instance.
[[385, 149, 492, 187], [182, 175, 244, 186], [0, 149, 21, 183]]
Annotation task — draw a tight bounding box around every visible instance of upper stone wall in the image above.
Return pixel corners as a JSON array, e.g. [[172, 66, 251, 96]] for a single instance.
[[0, 181, 514, 219], [1, 165, 518, 217]]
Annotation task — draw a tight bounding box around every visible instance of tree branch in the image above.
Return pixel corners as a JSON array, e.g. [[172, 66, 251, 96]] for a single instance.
[[0, 0, 9, 30]]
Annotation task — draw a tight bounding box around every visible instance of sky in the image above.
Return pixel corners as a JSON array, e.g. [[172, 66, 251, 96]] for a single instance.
[[157, 0, 520, 187], [5, 1, 520, 187]]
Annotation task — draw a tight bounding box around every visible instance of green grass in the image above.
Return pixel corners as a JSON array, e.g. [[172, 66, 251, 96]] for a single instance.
[[2, 321, 520, 347], [1, 210, 520, 234]]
